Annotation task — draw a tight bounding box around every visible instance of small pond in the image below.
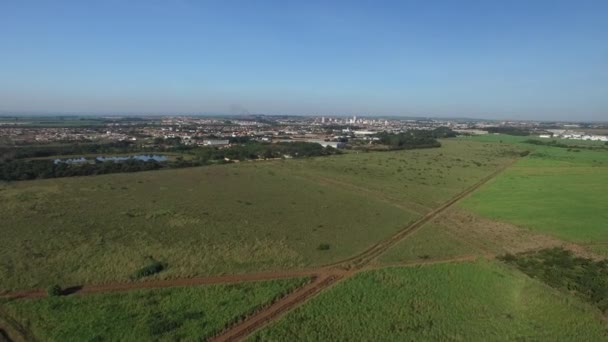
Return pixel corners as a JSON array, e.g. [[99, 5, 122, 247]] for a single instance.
[[54, 155, 168, 164]]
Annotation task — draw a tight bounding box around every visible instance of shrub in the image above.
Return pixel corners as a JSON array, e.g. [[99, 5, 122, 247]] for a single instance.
[[133, 261, 165, 279], [317, 243, 331, 251], [46, 284, 62, 297]]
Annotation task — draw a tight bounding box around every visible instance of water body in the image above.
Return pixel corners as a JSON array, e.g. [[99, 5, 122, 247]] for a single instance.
[[54, 155, 168, 164]]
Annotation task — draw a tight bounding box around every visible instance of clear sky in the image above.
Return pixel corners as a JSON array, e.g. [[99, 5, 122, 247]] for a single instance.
[[1, 0, 607, 120]]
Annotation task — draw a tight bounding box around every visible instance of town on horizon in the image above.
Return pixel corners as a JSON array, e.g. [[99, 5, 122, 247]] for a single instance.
[[2, 114, 607, 147]]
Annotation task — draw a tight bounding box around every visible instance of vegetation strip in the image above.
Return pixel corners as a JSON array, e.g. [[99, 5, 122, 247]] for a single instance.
[[369, 255, 480, 270]]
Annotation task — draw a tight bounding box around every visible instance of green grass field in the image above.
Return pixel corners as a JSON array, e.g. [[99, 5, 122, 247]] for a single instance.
[[463, 134, 608, 147], [251, 261, 608, 341], [0, 139, 521, 291], [377, 222, 478, 264], [461, 136, 608, 243], [1, 277, 307, 341]]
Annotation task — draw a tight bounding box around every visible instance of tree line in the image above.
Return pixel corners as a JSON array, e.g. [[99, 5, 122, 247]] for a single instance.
[[191, 141, 339, 163], [0, 141, 143, 161], [524, 139, 608, 150], [373, 127, 456, 150], [485, 127, 531, 136], [0, 142, 340, 181]]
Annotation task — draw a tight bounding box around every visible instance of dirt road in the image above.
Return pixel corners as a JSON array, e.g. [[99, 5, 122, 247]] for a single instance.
[[210, 271, 348, 342], [2, 270, 320, 300]]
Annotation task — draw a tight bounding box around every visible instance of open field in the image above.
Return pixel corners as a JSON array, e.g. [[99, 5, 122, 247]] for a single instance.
[[0, 277, 307, 341], [463, 134, 608, 147], [461, 136, 608, 243], [279, 139, 523, 209], [0, 139, 521, 291], [251, 261, 608, 341], [0, 164, 415, 291], [2, 136, 605, 341]]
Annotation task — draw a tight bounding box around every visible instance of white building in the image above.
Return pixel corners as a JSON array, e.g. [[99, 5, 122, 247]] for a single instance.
[[202, 139, 230, 147]]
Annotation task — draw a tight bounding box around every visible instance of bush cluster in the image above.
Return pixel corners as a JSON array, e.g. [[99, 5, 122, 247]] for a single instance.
[[46, 284, 62, 297], [373, 128, 453, 150], [499, 247, 608, 312], [133, 261, 165, 279], [0, 142, 340, 181]]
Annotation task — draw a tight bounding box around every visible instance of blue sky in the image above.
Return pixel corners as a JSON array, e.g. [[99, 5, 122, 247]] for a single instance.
[[1, 1, 607, 120]]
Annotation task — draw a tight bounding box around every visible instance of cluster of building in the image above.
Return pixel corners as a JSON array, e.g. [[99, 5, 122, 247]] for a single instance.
[[1, 115, 606, 147], [540, 130, 608, 142], [0, 127, 111, 144]]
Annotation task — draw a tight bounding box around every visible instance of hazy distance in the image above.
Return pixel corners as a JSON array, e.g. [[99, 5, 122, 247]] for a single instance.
[[1, 1, 607, 121]]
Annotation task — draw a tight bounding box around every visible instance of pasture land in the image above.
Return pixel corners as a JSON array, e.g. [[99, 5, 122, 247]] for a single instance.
[[0, 165, 414, 291], [0, 277, 307, 341], [377, 222, 479, 264], [278, 139, 523, 209], [461, 136, 608, 243], [0, 139, 521, 291], [251, 261, 608, 341]]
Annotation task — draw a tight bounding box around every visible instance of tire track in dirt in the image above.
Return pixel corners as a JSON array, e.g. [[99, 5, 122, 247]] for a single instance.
[[1, 270, 320, 300], [210, 160, 517, 341], [365, 254, 480, 271]]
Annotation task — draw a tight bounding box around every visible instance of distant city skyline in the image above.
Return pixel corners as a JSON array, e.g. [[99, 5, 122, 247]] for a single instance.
[[1, 1, 607, 121]]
